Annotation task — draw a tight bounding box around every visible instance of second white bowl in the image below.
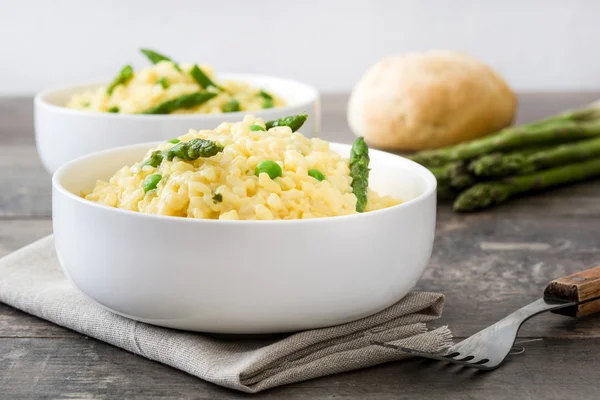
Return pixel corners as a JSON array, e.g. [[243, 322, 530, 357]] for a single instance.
[[35, 73, 320, 174]]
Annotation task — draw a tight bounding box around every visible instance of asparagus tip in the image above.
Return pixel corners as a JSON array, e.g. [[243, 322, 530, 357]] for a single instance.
[[453, 183, 512, 212]]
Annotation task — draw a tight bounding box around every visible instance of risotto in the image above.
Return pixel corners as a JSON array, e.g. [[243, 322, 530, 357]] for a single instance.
[[66, 49, 285, 115], [83, 115, 401, 220]]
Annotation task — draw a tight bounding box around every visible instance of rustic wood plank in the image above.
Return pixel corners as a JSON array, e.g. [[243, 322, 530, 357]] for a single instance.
[[0, 97, 34, 146], [0, 147, 51, 217], [0, 304, 80, 339], [0, 219, 52, 258], [0, 219, 76, 338], [426, 212, 600, 338], [0, 337, 598, 399]]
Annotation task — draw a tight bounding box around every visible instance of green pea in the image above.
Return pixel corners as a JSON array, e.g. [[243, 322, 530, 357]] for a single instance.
[[143, 173, 162, 193], [108, 106, 119, 113], [156, 77, 170, 89], [308, 169, 326, 181], [255, 160, 282, 180], [249, 124, 265, 132], [167, 138, 181, 144]]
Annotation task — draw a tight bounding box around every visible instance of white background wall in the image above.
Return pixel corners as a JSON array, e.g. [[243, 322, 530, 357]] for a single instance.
[[1, 0, 599, 94]]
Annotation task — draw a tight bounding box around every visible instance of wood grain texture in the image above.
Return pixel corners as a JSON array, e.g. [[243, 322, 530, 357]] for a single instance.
[[1, 94, 600, 398], [544, 266, 600, 317], [0, 219, 52, 258], [423, 212, 600, 338], [0, 97, 34, 146], [0, 147, 51, 217], [0, 338, 599, 400]]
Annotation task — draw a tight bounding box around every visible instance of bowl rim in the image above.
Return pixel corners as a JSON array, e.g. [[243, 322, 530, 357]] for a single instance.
[[52, 141, 437, 225], [35, 72, 319, 120]]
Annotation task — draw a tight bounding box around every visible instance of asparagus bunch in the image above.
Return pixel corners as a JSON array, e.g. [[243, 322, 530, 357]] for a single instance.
[[408, 102, 600, 211], [409, 107, 600, 168], [469, 136, 600, 178], [454, 158, 600, 211], [431, 161, 476, 189], [430, 161, 476, 200]]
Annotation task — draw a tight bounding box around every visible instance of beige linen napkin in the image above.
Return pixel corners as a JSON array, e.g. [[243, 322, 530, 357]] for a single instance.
[[0, 236, 451, 393]]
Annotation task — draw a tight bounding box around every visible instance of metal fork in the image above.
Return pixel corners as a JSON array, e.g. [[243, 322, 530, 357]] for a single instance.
[[373, 265, 600, 370]]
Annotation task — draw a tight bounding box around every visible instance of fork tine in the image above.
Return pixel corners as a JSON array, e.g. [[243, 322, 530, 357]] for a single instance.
[[371, 297, 582, 371], [371, 341, 498, 371]]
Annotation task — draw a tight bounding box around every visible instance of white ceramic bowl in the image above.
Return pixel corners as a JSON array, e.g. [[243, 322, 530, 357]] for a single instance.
[[35, 73, 320, 174], [52, 142, 437, 334]]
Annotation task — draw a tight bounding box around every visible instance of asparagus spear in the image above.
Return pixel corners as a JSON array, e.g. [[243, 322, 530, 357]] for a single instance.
[[141, 48, 173, 64], [140, 138, 223, 167], [450, 173, 477, 191], [265, 114, 308, 132], [259, 90, 273, 100], [430, 161, 477, 190], [190, 65, 224, 91], [533, 102, 600, 125], [428, 169, 456, 200], [436, 184, 460, 201], [141, 150, 164, 168], [140, 92, 217, 114], [106, 65, 134, 95], [454, 158, 600, 212], [349, 137, 370, 212], [469, 152, 533, 178], [469, 136, 600, 178], [164, 138, 224, 161], [410, 118, 600, 167], [140, 48, 182, 71], [259, 90, 274, 109], [466, 143, 559, 176]]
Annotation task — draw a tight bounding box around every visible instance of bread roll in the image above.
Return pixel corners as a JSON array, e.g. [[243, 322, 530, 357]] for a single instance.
[[347, 51, 517, 151]]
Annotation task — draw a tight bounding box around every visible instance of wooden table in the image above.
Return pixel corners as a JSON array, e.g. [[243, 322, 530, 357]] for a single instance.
[[1, 94, 600, 399]]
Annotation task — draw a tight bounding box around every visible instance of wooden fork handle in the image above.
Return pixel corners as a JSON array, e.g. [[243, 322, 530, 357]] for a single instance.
[[543, 265, 600, 317]]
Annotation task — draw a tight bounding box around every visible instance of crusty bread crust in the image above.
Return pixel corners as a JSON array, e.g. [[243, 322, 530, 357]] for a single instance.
[[347, 51, 517, 151]]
